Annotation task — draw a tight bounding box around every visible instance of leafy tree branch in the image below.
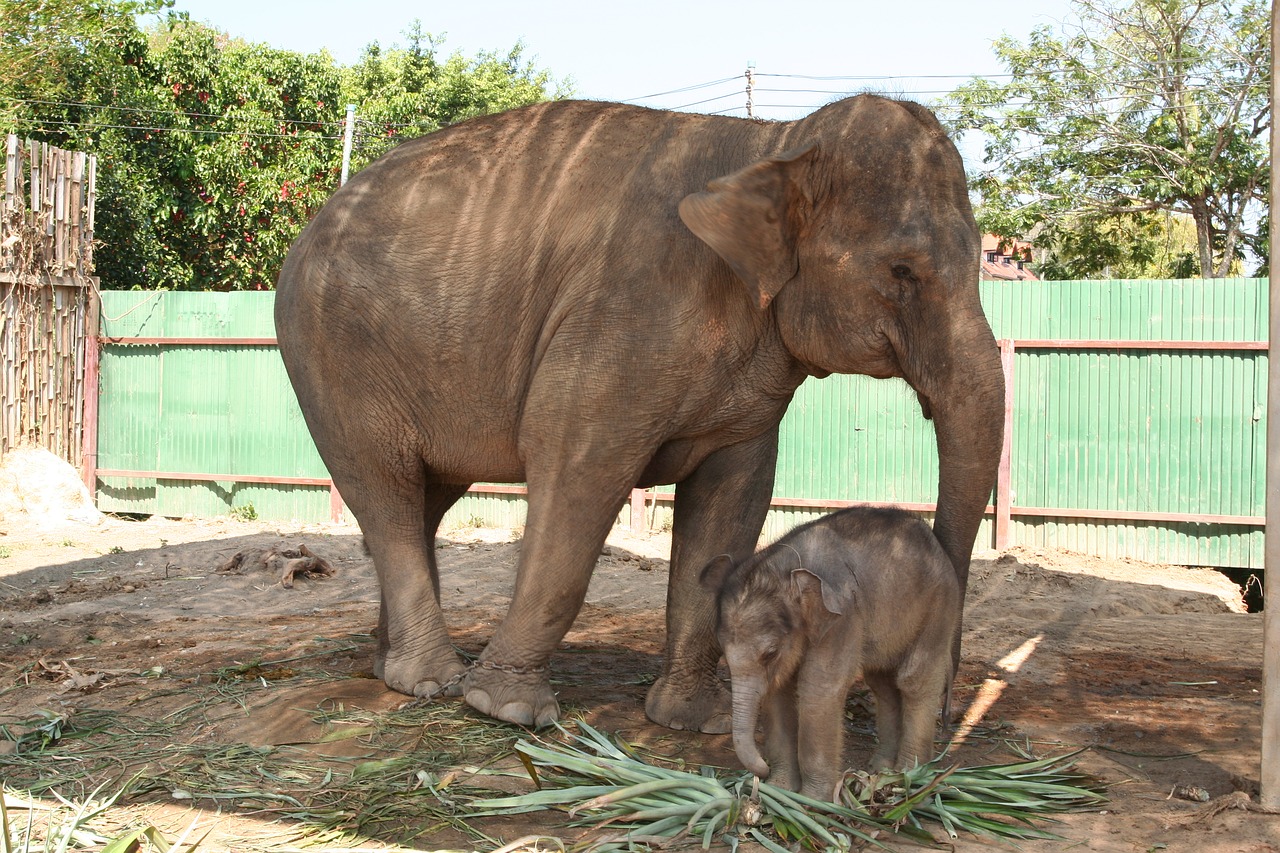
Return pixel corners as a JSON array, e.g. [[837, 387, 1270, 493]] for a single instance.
[[1, 2, 568, 290], [947, 0, 1269, 279]]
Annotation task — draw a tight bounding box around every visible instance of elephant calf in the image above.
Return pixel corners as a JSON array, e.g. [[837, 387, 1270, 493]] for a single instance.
[[701, 506, 959, 801]]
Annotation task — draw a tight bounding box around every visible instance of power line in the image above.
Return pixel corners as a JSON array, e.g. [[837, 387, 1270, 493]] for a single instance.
[[670, 92, 745, 112], [755, 54, 1265, 80], [7, 97, 348, 131], [759, 72, 1000, 81], [752, 80, 1268, 102], [4, 68, 1266, 143], [620, 76, 745, 104], [8, 116, 344, 141], [8, 71, 1265, 120], [611, 76, 1265, 122], [9, 98, 1262, 144]]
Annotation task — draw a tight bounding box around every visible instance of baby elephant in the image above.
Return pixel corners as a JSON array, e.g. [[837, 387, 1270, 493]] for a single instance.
[[701, 506, 959, 801]]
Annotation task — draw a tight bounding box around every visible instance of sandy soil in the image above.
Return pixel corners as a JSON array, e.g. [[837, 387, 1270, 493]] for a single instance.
[[0, 453, 1276, 852]]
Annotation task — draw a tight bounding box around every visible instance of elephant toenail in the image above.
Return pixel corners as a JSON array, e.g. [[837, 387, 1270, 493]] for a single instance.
[[466, 688, 493, 715], [704, 713, 732, 734], [497, 702, 535, 726]]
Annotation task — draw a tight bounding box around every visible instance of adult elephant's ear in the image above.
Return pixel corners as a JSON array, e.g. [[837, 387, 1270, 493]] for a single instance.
[[679, 144, 816, 310]]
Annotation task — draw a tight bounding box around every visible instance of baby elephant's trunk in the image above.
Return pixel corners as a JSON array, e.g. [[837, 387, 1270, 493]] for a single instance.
[[731, 677, 771, 778]]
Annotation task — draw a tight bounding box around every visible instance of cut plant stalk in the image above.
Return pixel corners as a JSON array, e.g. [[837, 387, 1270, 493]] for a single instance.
[[474, 721, 1107, 851]]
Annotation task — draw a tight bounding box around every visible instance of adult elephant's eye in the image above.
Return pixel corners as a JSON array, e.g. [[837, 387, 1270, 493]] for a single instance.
[[874, 263, 916, 305], [891, 264, 918, 300]]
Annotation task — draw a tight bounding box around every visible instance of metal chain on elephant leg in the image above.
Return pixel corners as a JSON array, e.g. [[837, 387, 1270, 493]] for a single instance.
[[398, 659, 550, 710], [475, 660, 549, 677], [398, 663, 474, 710]]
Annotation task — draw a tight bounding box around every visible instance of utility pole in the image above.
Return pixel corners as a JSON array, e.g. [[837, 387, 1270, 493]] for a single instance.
[[1263, 0, 1279, 812], [746, 62, 755, 119], [340, 104, 356, 186]]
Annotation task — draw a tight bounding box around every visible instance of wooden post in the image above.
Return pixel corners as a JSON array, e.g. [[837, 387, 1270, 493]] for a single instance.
[[630, 488, 647, 535], [80, 290, 100, 498], [1261, 0, 1280, 811], [340, 105, 356, 186], [995, 339, 1015, 550], [329, 484, 345, 524], [4, 135, 17, 210], [85, 155, 96, 257]]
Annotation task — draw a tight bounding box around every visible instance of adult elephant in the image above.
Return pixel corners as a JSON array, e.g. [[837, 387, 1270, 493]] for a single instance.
[[274, 95, 1004, 732]]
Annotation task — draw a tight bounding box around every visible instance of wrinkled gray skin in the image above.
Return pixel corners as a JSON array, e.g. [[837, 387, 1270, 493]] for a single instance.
[[702, 507, 961, 802], [273, 96, 1003, 732]]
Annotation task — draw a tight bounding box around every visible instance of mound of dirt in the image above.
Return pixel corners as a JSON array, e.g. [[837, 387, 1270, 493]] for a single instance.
[[0, 446, 102, 529]]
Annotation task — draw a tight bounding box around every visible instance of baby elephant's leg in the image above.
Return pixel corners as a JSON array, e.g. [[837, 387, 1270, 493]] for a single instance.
[[762, 682, 801, 792], [795, 676, 852, 801], [893, 659, 948, 768], [865, 671, 902, 770]]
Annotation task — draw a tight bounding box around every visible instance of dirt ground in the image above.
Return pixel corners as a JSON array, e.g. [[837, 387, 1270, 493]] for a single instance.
[[0, 454, 1276, 852]]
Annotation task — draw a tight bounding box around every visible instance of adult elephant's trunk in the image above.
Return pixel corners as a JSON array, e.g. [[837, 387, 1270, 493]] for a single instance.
[[893, 289, 1003, 697], [730, 675, 770, 778], [924, 313, 1005, 588]]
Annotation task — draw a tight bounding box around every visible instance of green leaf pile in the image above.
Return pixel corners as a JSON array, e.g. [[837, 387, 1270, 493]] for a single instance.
[[475, 721, 1107, 851]]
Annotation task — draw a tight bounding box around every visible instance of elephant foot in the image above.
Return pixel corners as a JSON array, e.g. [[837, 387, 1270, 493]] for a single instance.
[[800, 776, 841, 803], [644, 673, 732, 733], [765, 760, 801, 793], [375, 649, 468, 700], [868, 749, 896, 772], [464, 662, 559, 728]]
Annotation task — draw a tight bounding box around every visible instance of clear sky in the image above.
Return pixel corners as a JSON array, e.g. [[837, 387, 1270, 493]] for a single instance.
[[158, 0, 1078, 120]]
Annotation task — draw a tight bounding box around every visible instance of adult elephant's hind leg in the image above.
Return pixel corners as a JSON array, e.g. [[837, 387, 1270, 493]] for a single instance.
[[646, 428, 780, 733], [464, 468, 637, 728], [349, 465, 467, 698]]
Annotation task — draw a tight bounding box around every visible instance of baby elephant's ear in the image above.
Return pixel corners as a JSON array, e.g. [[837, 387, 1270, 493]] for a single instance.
[[791, 567, 853, 620], [700, 554, 736, 591]]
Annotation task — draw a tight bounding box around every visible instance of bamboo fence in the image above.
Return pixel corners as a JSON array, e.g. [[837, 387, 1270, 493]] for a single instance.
[[1, 134, 98, 468]]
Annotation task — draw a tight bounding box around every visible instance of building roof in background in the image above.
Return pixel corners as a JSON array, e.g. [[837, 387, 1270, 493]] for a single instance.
[[981, 234, 1038, 281]]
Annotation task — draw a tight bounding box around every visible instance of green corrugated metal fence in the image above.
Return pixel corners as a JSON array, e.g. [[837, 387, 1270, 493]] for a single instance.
[[96, 292, 333, 522], [92, 279, 1268, 568], [982, 279, 1265, 567]]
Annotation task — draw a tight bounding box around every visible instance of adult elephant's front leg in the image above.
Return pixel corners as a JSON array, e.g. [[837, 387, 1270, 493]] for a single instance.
[[646, 427, 780, 733]]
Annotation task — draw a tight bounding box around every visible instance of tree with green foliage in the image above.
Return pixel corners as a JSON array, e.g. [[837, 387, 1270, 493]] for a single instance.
[[1033, 210, 1206, 280], [139, 21, 345, 289], [341, 24, 570, 172], [0, 0, 170, 126], [947, 0, 1269, 279], [2, 0, 177, 285], [2, 2, 565, 290]]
